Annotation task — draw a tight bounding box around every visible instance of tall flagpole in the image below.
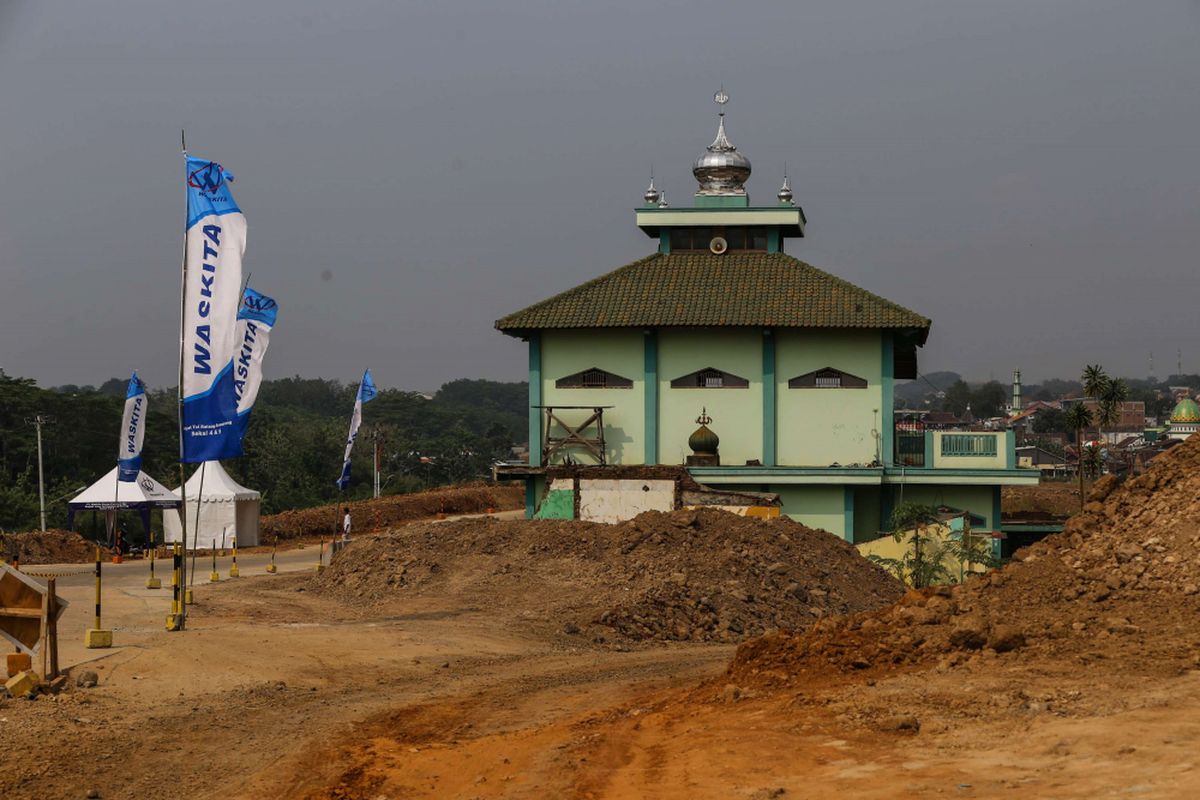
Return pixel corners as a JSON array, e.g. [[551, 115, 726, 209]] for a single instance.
[[176, 130, 190, 627]]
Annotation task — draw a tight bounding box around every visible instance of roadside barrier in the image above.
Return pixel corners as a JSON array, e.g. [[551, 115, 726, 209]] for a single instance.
[[146, 534, 161, 589], [229, 537, 240, 578], [314, 537, 325, 572], [22, 567, 91, 579], [266, 538, 278, 573], [166, 544, 184, 631], [85, 546, 112, 648]]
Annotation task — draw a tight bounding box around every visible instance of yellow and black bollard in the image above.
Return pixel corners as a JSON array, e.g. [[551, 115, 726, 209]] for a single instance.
[[146, 532, 161, 589], [85, 545, 113, 648], [209, 540, 220, 583], [166, 543, 185, 631], [229, 536, 240, 578], [314, 536, 325, 572], [266, 537, 278, 573]]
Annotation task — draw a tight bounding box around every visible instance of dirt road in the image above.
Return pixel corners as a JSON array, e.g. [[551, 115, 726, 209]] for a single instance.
[[6, 500, 1200, 799]]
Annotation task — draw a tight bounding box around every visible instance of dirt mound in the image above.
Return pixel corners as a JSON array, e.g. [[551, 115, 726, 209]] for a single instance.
[[0, 529, 109, 564], [260, 483, 523, 540], [1001, 481, 1080, 518], [311, 507, 904, 644], [725, 435, 1200, 690]]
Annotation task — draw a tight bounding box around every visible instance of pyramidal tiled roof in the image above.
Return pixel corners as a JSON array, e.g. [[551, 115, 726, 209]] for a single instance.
[[496, 252, 930, 338]]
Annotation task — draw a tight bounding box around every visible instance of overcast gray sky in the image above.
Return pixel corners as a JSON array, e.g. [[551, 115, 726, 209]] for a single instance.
[[1, 1, 1198, 390]]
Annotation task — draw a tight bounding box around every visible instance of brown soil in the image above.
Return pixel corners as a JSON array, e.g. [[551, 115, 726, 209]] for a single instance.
[[9, 441, 1200, 799], [259, 482, 523, 539], [723, 436, 1200, 690], [312, 508, 905, 643], [1002, 480, 1082, 518], [0, 529, 109, 564], [290, 437, 1200, 800]]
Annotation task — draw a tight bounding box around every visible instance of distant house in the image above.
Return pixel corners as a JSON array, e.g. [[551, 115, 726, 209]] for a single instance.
[[1015, 445, 1068, 477]]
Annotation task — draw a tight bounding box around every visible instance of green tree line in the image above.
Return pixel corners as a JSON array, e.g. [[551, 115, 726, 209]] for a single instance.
[[0, 371, 528, 532]]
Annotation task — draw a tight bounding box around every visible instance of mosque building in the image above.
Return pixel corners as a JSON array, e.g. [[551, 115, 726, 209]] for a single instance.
[[496, 92, 1037, 541], [1167, 397, 1200, 440]]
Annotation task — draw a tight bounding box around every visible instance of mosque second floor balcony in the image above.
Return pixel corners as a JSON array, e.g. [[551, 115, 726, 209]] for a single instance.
[[894, 429, 1015, 471]]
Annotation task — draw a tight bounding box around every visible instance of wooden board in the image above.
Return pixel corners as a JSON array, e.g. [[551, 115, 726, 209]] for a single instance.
[[0, 564, 69, 655]]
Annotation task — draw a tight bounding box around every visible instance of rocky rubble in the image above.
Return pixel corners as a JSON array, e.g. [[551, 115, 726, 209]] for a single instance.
[[312, 508, 905, 643], [725, 435, 1200, 690]]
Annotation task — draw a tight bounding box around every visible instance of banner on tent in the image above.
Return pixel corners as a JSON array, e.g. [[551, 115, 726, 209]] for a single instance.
[[181, 155, 246, 463]]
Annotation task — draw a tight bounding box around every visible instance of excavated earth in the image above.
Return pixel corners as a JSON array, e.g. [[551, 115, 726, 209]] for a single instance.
[[0, 529, 108, 564], [313, 508, 906, 643], [291, 436, 1200, 800], [259, 482, 523, 540], [724, 435, 1200, 691]]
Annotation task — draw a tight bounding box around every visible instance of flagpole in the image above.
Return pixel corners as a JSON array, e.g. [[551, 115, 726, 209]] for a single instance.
[[193, 461, 208, 574], [176, 130, 191, 627]]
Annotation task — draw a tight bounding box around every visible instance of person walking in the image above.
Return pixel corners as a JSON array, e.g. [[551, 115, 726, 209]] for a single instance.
[[342, 507, 352, 542]]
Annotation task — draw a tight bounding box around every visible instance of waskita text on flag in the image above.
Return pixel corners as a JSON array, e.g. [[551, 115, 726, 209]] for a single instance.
[[117, 372, 148, 481], [229, 286, 279, 445], [180, 156, 247, 462]]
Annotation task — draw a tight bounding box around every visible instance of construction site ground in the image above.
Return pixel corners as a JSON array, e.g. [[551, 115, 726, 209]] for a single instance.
[[6, 460, 1200, 799]]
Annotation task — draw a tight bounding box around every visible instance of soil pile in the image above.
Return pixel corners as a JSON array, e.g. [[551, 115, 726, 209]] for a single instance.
[[260, 483, 523, 540], [726, 435, 1200, 689], [1001, 481, 1080, 519], [0, 530, 109, 564], [311, 508, 905, 643]]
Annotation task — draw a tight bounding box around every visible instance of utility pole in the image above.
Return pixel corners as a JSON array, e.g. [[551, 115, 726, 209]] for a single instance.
[[25, 414, 54, 532]]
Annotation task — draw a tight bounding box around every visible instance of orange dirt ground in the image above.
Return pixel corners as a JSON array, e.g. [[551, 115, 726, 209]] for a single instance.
[[6, 440, 1200, 799]]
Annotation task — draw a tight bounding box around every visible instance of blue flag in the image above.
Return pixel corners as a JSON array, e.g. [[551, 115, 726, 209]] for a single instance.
[[117, 372, 148, 481], [337, 369, 378, 490], [181, 154, 247, 462], [229, 287, 280, 449]]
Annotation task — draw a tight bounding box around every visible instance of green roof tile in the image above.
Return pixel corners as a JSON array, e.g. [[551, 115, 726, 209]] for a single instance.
[[496, 252, 930, 338]]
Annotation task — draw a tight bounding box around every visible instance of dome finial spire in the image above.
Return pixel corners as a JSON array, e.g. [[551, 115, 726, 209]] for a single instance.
[[643, 165, 660, 206], [778, 163, 793, 205], [693, 87, 751, 196]]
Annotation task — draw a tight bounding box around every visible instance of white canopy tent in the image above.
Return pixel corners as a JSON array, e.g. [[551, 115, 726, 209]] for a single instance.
[[163, 461, 261, 548], [66, 467, 182, 543]]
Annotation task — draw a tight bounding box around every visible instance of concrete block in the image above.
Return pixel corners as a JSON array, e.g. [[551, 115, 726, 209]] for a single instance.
[[229, 565, 240, 578], [265, 564, 278, 573], [5, 670, 40, 697], [165, 613, 184, 632], [145, 577, 162, 589], [84, 628, 113, 649], [6, 652, 32, 678]]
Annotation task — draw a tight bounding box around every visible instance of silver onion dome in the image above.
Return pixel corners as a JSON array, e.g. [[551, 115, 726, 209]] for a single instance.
[[643, 177, 660, 205], [694, 97, 751, 196], [777, 173, 793, 205]]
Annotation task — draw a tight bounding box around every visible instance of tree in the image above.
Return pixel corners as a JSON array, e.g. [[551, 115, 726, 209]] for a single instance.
[[969, 381, 1007, 419], [1097, 378, 1129, 438], [868, 503, 956, 588], [1065, 402, 1093, 510], [1082, 365, 1109, 401], [1081, 364, 1128, 449], [1031, 407, 1068, 435], [942, 380, 972, 417]]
